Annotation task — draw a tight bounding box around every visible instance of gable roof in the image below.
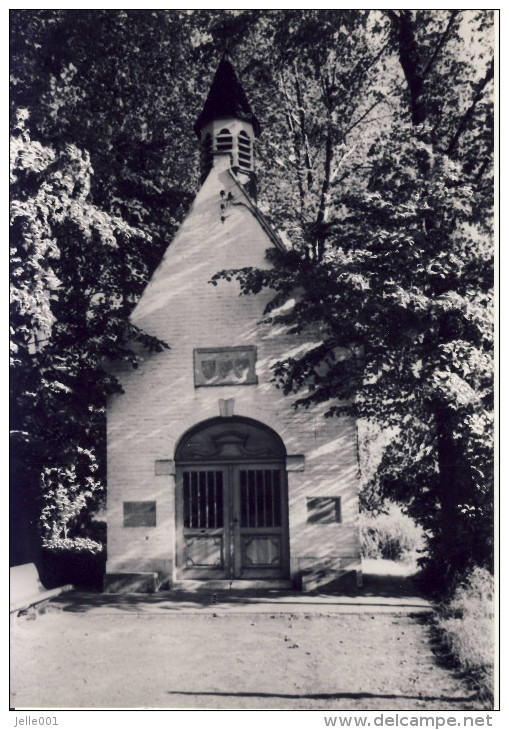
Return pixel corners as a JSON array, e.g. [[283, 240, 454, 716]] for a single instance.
[[129, 155, 285, 335], [227, 168, 287, 253], [194, 55, 261, 138]]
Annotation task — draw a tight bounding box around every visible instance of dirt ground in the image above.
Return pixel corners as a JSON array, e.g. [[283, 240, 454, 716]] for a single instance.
[[10, 608, 484, 710]]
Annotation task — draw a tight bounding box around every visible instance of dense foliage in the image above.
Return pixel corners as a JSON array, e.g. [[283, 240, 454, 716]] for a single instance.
[[212, 10, 495, 586], [10, 109, 166, 555], [436, 566, 494, 703], [359, 504, 425, 562], [10, 10, 494, 586]]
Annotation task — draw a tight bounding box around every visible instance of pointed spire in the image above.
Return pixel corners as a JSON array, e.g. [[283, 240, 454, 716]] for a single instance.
[[194, 54, 261, 138]]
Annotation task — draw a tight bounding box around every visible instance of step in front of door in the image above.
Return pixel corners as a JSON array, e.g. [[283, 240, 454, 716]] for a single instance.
[[103, 572, 159, 594], [171, 579, 293, 591]]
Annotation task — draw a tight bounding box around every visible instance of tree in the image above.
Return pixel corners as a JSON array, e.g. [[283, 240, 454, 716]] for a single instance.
[[212, 9, 494, 588], [10, 8, 383, 556], [10, 109, 167, 558], [10, 10, 494, 587], [10, 9, 205, 276], [9, 9, 230, 562]]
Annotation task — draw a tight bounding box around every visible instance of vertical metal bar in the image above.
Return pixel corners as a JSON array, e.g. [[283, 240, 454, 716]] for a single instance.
[[205, 472, 209, 528], [229, 464, 235, 579], [218, 471, 224, 528], [200, 473, 203, 528], [196, 471, 201, 528], [242, 471, 249, 528], [246, 471, 250, 527], [213, 471, 217, 528], [270, 470, 275, 527], [183, 472, 188, 528], [201, 472, 204, 528], [239, 471, 244, 527], [262, 470, 267, 527], [252, 470, 258, 527], [200, 471, 207, 527], [274, 470, 281, 526], [189, 472, 194, 528]]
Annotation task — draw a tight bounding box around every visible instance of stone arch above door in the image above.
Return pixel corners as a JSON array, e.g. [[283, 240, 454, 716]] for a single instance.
[[174, 416, 286, 463], [174, 416, 289, 581], [167, 402, 291, 454]]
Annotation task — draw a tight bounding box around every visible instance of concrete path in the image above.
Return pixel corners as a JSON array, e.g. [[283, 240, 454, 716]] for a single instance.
[[46, 588, 431, 616], [11, 611, 477, 710], [11, 562, 483, 711], [44, 560, 432, 616]]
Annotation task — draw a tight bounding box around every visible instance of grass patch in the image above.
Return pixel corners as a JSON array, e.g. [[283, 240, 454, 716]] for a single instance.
[[359, 503, 425, 562], [436, 567, 495, 706]]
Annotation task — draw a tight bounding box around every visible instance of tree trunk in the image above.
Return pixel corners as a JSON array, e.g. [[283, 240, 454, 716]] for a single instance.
[[434, 405, 467, 577], [389, 10, 427, 126]]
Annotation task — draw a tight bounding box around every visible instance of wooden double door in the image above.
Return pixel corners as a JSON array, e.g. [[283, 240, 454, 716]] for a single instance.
[[175, 461, 289, 580]]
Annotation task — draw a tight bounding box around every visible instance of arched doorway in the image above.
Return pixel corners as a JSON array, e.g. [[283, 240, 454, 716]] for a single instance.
[[175, 417, 289, 580]]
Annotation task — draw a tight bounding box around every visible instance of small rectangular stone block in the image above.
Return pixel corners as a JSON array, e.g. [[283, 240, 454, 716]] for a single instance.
[[286, 454, 305, 472], [103, 572, 158, 594], [299, 557, 342, 571], [155, 459, 175, 476], [219, 398, 235, 417], [300, 568, 356, 593]]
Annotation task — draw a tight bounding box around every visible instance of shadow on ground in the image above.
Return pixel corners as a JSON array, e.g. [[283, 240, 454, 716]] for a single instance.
[[165, 689, 477, 704], [47, 568, 429, 613]]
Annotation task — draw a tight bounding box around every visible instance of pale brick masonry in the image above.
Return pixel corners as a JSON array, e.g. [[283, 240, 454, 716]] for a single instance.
[[105, 153, 361, 590]]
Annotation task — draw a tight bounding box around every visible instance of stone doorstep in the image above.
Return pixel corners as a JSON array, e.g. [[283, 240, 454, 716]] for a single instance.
[[103, 576, 294, 593], [172, 579, 293, 591], [103, 572, 159, 594], [300, 568, 360, 593], [102, 573, 360, 595]]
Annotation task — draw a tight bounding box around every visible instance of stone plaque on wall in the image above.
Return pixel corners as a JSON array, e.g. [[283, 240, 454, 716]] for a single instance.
[[123, 501, 156, 527], [194, 346, 257, 387], [306, 497, 341, 524]]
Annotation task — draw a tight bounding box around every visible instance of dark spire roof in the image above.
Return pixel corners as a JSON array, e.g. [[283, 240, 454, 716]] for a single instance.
[[194, 54, 261, 138]]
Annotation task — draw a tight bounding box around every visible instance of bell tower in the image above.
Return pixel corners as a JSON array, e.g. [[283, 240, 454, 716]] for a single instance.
[[194, 53, 260, 188], [104, 50, 362, 595]]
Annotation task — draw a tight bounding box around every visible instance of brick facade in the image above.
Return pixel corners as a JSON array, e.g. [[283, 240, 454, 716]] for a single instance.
[[105, 153, 361, 589]]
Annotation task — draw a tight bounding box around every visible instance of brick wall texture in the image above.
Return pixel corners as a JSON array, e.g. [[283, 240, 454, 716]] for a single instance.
[[106, 155, 361, 583]]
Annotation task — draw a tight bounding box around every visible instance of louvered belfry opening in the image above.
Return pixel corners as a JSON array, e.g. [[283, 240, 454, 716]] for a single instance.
[[237, 130, 252, 170], [216, 127, 233, 152], [194, 54, 260, 182], [200, 126, 254, 180]]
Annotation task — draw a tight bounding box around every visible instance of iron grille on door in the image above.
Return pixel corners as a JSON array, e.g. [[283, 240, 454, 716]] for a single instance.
[[183, 471, 223, 528], [176, 418, 289, 581], [239, 469, 281, 528]]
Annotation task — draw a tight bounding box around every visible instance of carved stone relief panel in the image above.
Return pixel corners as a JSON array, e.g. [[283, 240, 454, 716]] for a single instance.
[[194, 346, 257, 387]]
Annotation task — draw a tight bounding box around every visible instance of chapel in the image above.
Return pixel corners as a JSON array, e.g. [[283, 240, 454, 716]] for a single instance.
[[104, 56, 362, 592]]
